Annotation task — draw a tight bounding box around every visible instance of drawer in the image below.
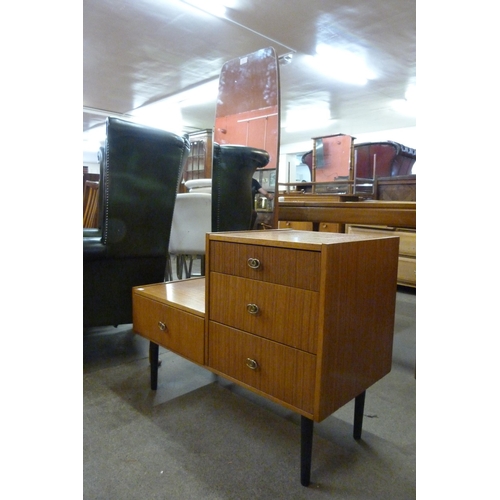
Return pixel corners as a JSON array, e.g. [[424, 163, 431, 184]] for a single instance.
[[132, 294, 205, 364], [278, 220, 313, 231], [318, 222, 343, 233], [209, 241, 320, 291], [347, 225, 416, 257], [397, 256, 416, 287], [209, 272, 318, 354], [208, 322, 316, 414]]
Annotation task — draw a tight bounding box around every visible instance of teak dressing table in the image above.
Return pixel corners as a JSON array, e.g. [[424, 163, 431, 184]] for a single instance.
[[132, 229, 399, 486]]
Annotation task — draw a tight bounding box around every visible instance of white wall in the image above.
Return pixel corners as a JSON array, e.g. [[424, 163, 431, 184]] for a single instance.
[[83, 149, 101, 174]]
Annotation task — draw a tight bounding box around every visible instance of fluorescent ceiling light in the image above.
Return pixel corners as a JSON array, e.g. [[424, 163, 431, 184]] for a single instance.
[[312, 43, 375, 85], [129, 78, 219, 133], [391, 84, 416, 116], [83, 78, 219, 144], [130, 101, 185, 135], [175, 79, 219, 108], [284, 105, 335, 132], [181, 0, 227, 18]]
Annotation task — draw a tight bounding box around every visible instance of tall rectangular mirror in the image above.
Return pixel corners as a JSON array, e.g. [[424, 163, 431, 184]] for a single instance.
[[214, 46, 280, 228]]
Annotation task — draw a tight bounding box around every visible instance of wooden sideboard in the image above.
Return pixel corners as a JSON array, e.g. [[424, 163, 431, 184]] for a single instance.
[[132, 229, 400, 486], [278, 198, 416, 229], [277, 197, 416, 287]]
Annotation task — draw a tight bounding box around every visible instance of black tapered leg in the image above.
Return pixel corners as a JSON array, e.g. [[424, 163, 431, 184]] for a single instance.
[[353, 390, 366, 440], [300, 416, 314, 486], [149, 341, 159, 390]]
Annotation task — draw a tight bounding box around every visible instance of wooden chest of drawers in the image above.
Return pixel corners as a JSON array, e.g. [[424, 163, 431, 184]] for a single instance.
[[205, 230, 399, 422]]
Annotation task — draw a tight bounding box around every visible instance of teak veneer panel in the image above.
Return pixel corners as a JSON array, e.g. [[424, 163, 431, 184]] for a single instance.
[[346, 225, 416, 287], [278, 200, 416, 229], [209, 272, 319, 353], [208, 322, 316, 415], [313, 238, 399, 420], [132, 278, 206, 364], [133, 278, 205, 316], [132, 295, 205, 365], [209, 241, 321, 291]]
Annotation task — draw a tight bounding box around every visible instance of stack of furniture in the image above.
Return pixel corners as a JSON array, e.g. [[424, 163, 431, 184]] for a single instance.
[[278, 140, 416, 287]]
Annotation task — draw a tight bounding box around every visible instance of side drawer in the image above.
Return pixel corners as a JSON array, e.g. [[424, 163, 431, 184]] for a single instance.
[[397, 256, 416, 287], [208, 322, 316, 414], [396, 229, 416, 257], [278, 220, 313, 231], [132, 294, 205, 365], [209, 241, 320, 291], [318, 222, 343, 233], [346, 225, 416, 257], [209, 272, 318, 354]]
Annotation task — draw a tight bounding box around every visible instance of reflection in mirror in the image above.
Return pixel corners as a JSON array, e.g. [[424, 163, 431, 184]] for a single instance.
[[281, 133, 358, 196], [214, 47, 280, 229], [312, 133, 354, 194]]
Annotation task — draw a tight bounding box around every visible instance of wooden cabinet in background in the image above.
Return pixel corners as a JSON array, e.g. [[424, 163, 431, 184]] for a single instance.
[[278, 220, 313, 231], [183, 129, 213, 184], [318, 222, 343, 233]]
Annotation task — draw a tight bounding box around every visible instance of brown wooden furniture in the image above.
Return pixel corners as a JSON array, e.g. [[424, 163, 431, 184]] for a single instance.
[[375, 174, 416, 201], [83, 180, 99, 228], [346, 225, 416, 287], [132, 229, 399, 486], [278, 199, 416, 229], [83, 172, 99, 193], [298, 141, 416, 200], [183, 129, 213, 185], [277, 198, 416, 287]]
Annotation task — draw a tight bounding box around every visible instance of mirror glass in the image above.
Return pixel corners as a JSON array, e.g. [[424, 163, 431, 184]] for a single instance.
[[214, 46, 280, 228], [312, 133, 354, 194]]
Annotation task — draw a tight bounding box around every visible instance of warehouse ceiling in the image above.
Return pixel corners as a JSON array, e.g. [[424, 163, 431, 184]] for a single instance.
[[83, 0, 416, 147]]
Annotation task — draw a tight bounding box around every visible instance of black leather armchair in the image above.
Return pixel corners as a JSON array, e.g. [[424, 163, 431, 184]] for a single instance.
[[83, 118, 190, 328], [212, 144, 270, 232]]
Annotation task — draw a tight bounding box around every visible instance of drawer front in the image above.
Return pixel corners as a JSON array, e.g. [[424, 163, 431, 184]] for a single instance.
[[347, 225, 416, 257], [133, 294, 205, 364], [209, 241, 320, 291], [208, 322, 316, 414], [318, 222, 343, 233], [397, 256, 416, 287], [209, 272, 318, 353], [278, 220, 313, 231], [396, 230, 416, 257]]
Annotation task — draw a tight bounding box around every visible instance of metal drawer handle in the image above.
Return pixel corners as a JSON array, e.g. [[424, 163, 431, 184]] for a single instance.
[[246, 358, 259, 370], [158, 321, 167, 331], [247, 303, 259, 315], [247, 258, 261, 269]]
